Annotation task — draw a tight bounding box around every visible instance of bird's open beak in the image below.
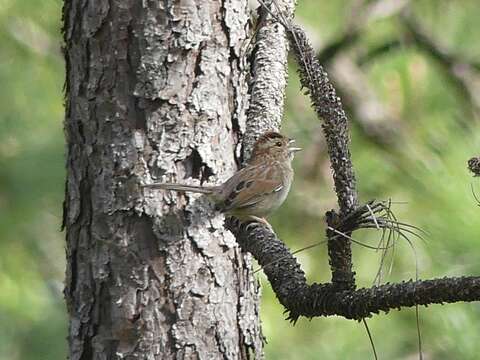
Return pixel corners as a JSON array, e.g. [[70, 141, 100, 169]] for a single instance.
[[288, 138, 302, 152]]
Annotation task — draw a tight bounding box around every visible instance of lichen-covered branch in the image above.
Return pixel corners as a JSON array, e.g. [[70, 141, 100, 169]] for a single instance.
[[243, 0, 296, 158], [232, 223, 480, 322]]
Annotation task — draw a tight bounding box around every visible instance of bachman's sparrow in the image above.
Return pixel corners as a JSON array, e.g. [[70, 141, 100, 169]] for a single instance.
[[143, 132, 301, 226]]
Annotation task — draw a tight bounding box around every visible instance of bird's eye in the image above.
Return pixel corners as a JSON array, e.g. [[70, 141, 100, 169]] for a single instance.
[[275, 141, 282, 147]]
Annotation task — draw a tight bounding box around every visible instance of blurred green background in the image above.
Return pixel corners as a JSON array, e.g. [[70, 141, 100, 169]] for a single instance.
[[1, 0, 480, 359]]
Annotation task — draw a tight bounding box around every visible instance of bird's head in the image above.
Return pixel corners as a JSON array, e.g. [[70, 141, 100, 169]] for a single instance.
[[250, 132, 302, 161]]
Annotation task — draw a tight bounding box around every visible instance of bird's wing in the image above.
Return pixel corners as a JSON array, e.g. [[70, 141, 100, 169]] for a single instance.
[[218, 163, 283, 213]]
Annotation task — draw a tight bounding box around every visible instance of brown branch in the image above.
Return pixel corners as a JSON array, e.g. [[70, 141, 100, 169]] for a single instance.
[[231, 223, 480, 322], [285, 21, 358, 290], [231, 5, 480, 324], [288, 24, 358, 215]]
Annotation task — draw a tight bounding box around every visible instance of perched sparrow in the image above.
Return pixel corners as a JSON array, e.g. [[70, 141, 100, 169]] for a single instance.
[[143, 132, 301, 226]]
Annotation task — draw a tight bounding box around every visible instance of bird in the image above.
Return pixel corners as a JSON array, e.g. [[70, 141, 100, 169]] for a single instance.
[[143, 132, 301, 227]]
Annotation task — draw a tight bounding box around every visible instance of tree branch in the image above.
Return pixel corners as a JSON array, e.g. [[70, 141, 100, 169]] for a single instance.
[[233, 6, 480, 323], [288, 25, 358, 216], [231, 223, 480, 322], [243, 0, 296, 158], [285, 22, 358, 289]]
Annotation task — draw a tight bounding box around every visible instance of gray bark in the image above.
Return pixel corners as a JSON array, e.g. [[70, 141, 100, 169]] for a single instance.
[[243, 0, 296, 158], [63, 1, 264, 358]]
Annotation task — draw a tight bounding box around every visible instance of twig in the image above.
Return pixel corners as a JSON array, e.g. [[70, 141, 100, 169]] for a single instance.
[[362, 318, 378, 360], [470, 183, 480, 207]]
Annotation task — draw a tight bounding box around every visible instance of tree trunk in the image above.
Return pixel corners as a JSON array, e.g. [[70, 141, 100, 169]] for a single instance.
[[62, 1, 263, 358]]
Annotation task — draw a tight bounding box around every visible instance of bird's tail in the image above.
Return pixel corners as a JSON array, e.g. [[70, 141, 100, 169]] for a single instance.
[[142, 182, 216, 194]]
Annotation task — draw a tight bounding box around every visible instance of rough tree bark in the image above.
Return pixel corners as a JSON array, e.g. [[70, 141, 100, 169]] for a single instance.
[[62, 1, 268, 358]]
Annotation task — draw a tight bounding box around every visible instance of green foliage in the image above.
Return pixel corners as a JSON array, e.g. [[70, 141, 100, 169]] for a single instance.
[[1, 0, 480, 359], [0, 0, 66, 359]]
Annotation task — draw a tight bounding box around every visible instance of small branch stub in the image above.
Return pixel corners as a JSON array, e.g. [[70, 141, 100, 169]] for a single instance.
[[468, 156, 480, 177]]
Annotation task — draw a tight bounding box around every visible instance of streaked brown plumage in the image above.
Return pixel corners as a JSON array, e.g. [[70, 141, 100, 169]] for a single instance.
[[143, 132, 301, 225]]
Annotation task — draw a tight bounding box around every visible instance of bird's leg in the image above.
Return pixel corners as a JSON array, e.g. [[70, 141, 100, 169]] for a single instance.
[[244, 216, 274, 232]]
